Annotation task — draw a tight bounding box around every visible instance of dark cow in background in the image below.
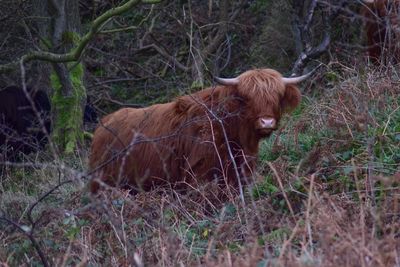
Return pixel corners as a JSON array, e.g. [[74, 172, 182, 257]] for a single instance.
[[0, 86, 51, 158], [0, 86, 98, 159], [361, 0, 400, 64], [89, 68, 311, 194]]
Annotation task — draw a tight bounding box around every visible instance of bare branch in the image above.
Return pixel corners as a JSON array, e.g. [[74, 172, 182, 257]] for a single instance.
[[203, 0, 245, 57], [140, 43, 189, 72], [290, 0, 349, 76], [99, 4, 155, 34], [0, 0, 162, 73], [304, 0, 318, 32]]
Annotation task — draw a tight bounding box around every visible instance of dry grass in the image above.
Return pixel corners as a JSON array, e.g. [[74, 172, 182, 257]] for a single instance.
[[1, 65, 399, 266]]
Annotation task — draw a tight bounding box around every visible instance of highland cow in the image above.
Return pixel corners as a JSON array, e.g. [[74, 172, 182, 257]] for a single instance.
[[0, 86, 51, 158], [89, 68, 311, 194], [361, 0, 400, 64]]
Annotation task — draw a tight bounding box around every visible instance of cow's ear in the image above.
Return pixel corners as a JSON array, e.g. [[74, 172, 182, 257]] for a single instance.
[[174, 95, 203, 114], [281, 84, 301, 112], [175, 89, 216, 114], [175, 95, 191, 113]]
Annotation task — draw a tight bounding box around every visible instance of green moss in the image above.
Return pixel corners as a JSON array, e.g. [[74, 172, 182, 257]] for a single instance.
[[50, 62, 86, 154], [62, 31, 78, 44]]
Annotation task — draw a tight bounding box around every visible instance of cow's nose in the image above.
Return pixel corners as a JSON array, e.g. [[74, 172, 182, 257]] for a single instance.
[[259, 118, 276, 129]]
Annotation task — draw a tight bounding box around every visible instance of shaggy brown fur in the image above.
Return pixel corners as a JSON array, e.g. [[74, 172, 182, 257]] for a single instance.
[[89, 69, 301, 193], [361, 0, 400, 64]]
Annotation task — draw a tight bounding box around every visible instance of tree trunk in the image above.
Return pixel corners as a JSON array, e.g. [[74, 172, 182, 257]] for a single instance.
[[34, 0, 86, 154]]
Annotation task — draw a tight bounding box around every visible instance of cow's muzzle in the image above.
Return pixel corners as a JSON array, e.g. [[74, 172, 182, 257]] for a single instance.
[[257, 117, 276, 129]]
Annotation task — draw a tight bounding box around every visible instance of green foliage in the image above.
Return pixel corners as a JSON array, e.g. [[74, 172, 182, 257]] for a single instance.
[[259, 127, 328, 166], [6, 240, 39, 266], [227, 241, 241, 253], [63, 214, 82, 240], [264, 227, 292, 256], [177, 219, 213, 255], [93, 67, 106, 77], [266, 227, 290, 243], [324, 71, 340, 83], [258, 70, 400, 207], [222, 202, 237, 218], [252, 175, 279, 199], [190, 80, 204, 90], [370, 98, 400, 172]]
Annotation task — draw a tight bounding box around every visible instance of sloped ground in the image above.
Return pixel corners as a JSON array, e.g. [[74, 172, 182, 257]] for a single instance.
[[0, 65, 399, 266]]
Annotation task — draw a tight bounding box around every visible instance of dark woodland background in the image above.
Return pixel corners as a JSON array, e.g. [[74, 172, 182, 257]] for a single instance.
[[0, 0, 399, 266], [0, 0, 359, 110]]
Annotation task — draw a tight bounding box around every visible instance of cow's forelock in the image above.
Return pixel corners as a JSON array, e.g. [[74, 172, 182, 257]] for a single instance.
[[237, 69, 285, 118]]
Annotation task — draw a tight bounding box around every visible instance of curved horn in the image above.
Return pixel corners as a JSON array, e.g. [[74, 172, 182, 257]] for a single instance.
[[281, 73, 312, 84], [282, 64, 322, 84], [362, 0, 375, 4], [214, 77, 240, 86]]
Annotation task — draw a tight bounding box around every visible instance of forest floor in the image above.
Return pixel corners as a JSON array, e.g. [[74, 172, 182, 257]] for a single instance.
[[1, 65, 399, 266]]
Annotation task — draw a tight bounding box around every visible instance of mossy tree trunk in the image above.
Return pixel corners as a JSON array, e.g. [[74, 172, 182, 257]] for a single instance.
[[34, 0, 86, 154]]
